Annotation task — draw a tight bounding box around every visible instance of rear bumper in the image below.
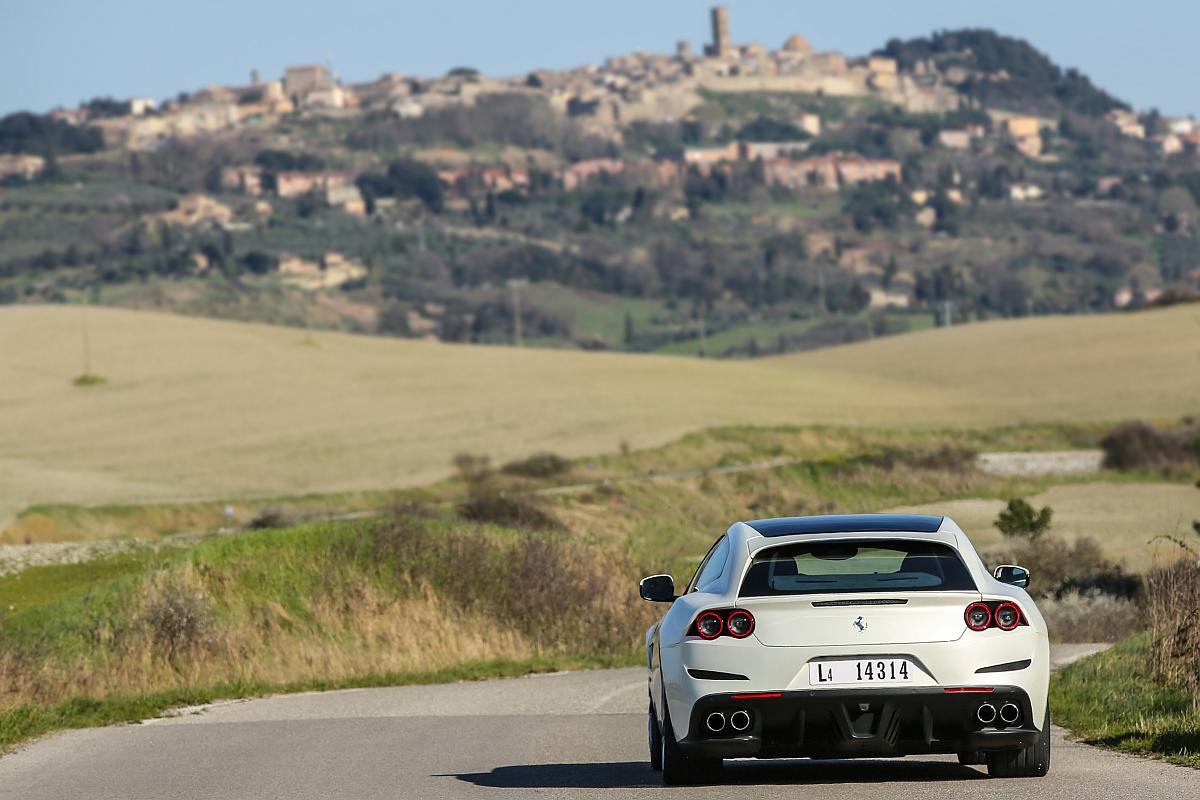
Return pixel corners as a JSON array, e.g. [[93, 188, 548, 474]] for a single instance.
[[678, 685, 1038, 759]]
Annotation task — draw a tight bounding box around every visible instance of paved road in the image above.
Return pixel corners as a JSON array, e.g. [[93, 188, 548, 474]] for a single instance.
[[1, 645, 1193, 800]]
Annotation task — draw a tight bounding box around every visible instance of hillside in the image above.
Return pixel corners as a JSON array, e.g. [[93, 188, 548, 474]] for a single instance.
[[3, 12, 1200, 360], [2, 303, 1197, 524]]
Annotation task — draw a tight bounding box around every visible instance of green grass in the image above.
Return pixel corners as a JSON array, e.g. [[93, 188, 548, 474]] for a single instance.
[[1050, 634, 1200, 769], [0, 548, 179, 615], [0, 654, 635, 754]]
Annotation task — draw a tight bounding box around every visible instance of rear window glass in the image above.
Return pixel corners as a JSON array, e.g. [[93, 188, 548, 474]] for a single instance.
[[739, 539, 976, 597]]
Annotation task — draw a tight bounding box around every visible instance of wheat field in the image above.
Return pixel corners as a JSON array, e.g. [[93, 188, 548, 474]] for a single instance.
[[1, 303, 1197, 524]]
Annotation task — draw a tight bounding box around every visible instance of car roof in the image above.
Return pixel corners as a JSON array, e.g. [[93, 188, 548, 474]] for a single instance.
[[743, 514, 946, 537]]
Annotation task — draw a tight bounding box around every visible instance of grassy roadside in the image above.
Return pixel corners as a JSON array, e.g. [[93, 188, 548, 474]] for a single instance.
[[0, 654, 635, 754], [1050, 634, 1200, 769], [2, 421, 1194, 757]]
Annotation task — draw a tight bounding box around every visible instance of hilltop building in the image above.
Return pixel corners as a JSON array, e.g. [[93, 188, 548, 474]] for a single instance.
[[706, 6, 732, 58]]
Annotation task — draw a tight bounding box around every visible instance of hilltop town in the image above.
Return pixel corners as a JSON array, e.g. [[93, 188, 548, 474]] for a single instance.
[[1, 8, 1198, 355]]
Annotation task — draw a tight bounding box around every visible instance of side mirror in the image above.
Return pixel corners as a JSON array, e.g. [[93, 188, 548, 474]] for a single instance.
[[994, 564, 1030, 589], [639, 574, 677, 603]]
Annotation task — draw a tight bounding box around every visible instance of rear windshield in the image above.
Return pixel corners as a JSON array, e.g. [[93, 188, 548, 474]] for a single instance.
[[739, 539, 976, 597]]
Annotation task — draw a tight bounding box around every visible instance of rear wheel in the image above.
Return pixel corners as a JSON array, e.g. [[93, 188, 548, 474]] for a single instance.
[[660, 700, 722, 785], [987, 706, 1051, 778], [648, 703, 663, 771]]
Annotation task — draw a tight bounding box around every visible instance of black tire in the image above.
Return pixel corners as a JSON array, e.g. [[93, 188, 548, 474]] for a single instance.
[[660, 699, 722, 785], [987, 706, 1051, 778], [648, 702, 663, 771]]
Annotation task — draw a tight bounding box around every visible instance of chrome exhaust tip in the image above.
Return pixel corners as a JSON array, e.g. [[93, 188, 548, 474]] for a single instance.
[[705, 711, 726, 733], [976, 703, 997, 725], [999, 703, 1020, 724], [729, 710, 751, 732]]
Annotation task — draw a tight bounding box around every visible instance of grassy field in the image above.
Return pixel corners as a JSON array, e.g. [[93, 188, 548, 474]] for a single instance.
[[1051, 635, 1200, 769], [2, 303, 1198, 528]]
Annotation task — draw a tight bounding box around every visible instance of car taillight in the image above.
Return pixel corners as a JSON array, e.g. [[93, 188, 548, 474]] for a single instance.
[[965, 600, 1027, 631], [688, 608, 755, 640], [695, 612, 724, 639], [727, 610, 755, 638], [965, 602, 991, 631], [994, 602, 1021, 631]]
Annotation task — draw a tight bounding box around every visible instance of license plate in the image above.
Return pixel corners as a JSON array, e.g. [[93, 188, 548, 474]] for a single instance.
[[810, 659, 914, 685]]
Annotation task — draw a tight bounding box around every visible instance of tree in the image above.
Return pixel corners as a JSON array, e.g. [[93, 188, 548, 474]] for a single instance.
[[623, 312, 635, 345], [386, 159, 444, 213], [994, 499, 1053, 541]]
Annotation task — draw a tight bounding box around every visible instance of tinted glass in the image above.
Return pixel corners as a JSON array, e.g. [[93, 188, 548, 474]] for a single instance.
[[739, 540, 976, 597], [690, 536, 730, 592]]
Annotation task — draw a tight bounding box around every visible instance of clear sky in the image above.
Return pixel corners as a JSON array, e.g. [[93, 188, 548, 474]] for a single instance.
[[2, 1, 1196, 118]]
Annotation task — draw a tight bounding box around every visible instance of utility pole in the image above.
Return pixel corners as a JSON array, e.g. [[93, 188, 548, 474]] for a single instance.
[[817, 268, 827, 315]]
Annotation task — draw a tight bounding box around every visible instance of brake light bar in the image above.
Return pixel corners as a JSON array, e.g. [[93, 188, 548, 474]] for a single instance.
[[943, 687, 994, 693], [730, 692, 782, 700]]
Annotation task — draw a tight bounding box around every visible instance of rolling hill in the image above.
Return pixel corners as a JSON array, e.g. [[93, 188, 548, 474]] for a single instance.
[[1, 303, 1197, 524]]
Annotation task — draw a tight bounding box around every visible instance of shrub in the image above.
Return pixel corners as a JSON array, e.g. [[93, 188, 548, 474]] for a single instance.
[[245, 507, 289, 530], [453, 453, 561, 530], [368, 508, 653, 655], [995, 498, 1053, 541], [1037, 591, 1143, 643], [142, 573, 213, 667], [1145, 560, 1200, 696], [1101, 421, 1200, 471], [500, 452, 572, 480], [997, 535, 1132, 599]]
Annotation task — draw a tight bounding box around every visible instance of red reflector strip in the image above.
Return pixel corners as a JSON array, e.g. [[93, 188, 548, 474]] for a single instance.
[[730, 692, 782, 700], [943, 687, 994, 693]]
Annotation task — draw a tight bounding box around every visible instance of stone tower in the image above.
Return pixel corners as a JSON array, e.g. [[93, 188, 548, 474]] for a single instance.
[[707, 6, 731, 57]]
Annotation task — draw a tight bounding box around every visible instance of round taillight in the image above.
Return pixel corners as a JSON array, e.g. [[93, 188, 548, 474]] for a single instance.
[[995, 603, 1021, 631], [965, 602, 991, 631], [726, 610, 755, 638], [696, 612, 724, 639]]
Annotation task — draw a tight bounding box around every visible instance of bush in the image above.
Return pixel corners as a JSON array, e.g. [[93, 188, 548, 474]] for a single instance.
[[369, 507, 652, 655], [1037, 591, 1143, 643], [995, 498, 1053, 541], [500, 452, 572, 479], [997, 535, 1133, 599], [1101, 421, 1200, 471], [1145, 561, 1200, 696], [453, 454, 561, 530], [142, 573, 213, 666], [245, 507, 289, 530]]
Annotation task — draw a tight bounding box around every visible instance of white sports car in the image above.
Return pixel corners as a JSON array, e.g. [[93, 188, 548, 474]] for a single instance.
[[640, 514, 1050, 784]]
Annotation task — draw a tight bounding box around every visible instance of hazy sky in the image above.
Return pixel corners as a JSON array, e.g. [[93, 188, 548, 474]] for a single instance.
[[2, 1, 1196, 117]]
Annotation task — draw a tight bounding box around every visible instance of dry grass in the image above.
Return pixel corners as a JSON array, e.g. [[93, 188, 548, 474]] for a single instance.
[[2, 304, 1198, 527], [0, 512, 655, 711], [1038, 591, 1144, 643], [888, 482, 1200, 572], [1145, 561, 1200, 696]]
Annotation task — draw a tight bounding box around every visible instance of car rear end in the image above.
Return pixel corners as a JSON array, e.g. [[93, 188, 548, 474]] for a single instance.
[[664, 528, 1048, 761]]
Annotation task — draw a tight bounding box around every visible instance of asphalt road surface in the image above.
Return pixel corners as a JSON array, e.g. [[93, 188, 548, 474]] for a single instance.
[[1, 645, 1194, 800]]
